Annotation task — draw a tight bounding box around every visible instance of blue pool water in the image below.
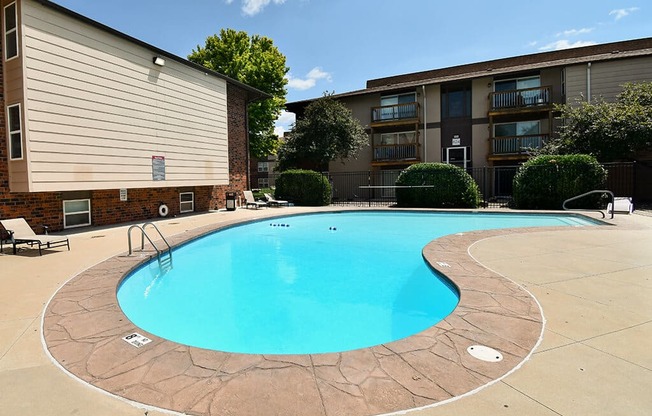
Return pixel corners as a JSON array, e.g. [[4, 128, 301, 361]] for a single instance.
[[118, 211, 597, 354]]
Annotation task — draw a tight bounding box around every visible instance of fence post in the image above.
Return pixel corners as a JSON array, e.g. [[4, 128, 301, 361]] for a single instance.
[[367, 170, 371, 207]]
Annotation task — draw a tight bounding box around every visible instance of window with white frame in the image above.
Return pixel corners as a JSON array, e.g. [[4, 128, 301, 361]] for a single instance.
[[4, 2, 18, 60], [180, 192, 194, 213], [7, 104, 22, 160], [257, 161, 269, 172], [258, 177, 270, 188], [63, 199, 91, 229]]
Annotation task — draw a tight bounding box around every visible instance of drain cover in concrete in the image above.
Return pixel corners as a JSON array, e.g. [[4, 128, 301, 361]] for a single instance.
[[467, 345, 503, 362]]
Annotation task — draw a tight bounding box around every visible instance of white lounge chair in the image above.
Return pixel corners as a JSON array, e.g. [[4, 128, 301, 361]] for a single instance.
[[243, 190, 268, 209], [0, 218, 70, 255], [264, 193, 289, 207]]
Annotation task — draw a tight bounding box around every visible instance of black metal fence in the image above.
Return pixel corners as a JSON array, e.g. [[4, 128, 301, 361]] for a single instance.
[[252, 162, 645, 209]]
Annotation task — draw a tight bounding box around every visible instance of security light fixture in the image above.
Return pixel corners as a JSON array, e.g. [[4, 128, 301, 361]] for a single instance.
[[153, 56, 165, 66]]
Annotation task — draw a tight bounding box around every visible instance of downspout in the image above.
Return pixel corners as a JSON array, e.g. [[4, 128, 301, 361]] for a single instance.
[[587, 62, 592, 102], [422, 85, 427, 163]]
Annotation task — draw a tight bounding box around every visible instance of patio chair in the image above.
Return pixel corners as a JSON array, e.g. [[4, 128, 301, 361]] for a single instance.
[[243, 190, 268, 209], [264, 193, 289, 207], [0, 218, 70, 255]]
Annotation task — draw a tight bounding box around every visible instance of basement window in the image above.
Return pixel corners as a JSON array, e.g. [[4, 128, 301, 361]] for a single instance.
[[63, 199, 91, 229], [180, 192, 194, 213]]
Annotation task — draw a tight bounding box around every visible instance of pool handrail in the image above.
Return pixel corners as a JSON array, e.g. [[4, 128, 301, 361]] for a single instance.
[[562, 190, 614, 219], [127, 223, 173, 269]]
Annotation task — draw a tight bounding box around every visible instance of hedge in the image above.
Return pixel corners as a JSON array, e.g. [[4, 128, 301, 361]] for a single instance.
[[512, 154, 607, 209], [274, 169, 332, 206], [395, 163, 482, 208]]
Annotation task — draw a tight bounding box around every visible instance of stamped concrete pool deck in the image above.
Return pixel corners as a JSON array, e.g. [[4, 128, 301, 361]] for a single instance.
[[1, 207, 651, 415]]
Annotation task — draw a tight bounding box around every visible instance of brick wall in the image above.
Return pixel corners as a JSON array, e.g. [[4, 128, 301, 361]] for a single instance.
[[0, 56, 250, 232], [211, 84, 249, 209]]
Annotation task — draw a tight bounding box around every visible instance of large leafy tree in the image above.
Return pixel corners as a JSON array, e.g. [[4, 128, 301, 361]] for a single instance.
[[277, 94, 369, 171], [188, 29, 288, 158], [544, 82, 652, 162]]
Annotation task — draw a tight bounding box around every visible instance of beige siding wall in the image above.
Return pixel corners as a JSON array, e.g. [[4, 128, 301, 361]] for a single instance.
[[329, 94, 376, 173], [565, 56, 652, 104], [2, 0, 29, 191], [20, 0, 229, 192]]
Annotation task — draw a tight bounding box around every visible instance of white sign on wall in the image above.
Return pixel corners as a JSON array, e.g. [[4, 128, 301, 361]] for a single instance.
[[452, 135, 461, 146], [152, 156, 166, 181], [120, 189, 128, 201]]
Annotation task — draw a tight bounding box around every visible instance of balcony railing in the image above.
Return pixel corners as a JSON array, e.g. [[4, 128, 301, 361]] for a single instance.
[[490, 134, 548, 156], [490, 86, 552, 111], [373, 143, 419, 162], [371, 102, 420, 123]]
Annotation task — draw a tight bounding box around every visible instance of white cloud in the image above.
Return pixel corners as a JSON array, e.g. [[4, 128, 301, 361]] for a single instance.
[[286, 67, 332, 91], [538, 39, 597, 51], [609, 7, 639, 20], [274, 110, 296, 137], [556, 27, 594, 37], [242, 0, 286, 16]]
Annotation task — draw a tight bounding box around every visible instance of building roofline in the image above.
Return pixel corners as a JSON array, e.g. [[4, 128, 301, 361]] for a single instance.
[[366, 37, 652, 88], [37, 0, 270, 102], [286, 37, 652, 113]]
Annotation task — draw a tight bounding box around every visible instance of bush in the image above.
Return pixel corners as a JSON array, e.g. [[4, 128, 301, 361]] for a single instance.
[[512, 154, 607, 209], [274, 170, 332, 206], [395, 163, 482, 208]]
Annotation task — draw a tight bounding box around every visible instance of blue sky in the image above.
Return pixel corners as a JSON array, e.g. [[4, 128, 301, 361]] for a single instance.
[[52, 0, 650, 134]]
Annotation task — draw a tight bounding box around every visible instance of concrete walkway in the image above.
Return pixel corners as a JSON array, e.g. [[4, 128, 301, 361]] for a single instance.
[[1, 208, 650, 415]]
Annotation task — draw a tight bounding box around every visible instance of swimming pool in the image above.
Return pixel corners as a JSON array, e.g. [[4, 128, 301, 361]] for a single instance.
[[118, 211, 597, 355]]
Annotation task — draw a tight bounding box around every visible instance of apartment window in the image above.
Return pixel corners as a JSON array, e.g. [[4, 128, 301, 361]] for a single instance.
[[494, 76, 540, 92], [257, 162, 269, 172], [378, 131, 416, 145], [7, 104, 22, 160], [63, 199, 91, 229], [258, 177, 270, 188], [441, 85, 471, 118], [494, 121, 540, 137], [180, 192, 194, 213], [4, 2, 18, 60], [379, 92, 417, 120]]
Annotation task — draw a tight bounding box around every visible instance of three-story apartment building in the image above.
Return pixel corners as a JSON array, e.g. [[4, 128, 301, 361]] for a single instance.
[[287, 38, 652, 176]]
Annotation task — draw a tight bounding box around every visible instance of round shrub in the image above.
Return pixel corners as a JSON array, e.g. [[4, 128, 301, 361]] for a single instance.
[[512, 154, 607, 209], [275, 169, 332, 206], [395, 163, 482, 208]]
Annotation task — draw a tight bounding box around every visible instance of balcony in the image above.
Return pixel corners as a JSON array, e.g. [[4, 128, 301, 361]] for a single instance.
[[371, 102, 420, 127], [489, 86, 552, 114], [489, 134, 548, 160], [372, 143, 420, 165]]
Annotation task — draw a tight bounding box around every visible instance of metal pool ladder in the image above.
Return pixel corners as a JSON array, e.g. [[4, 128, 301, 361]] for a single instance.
[[127, 222, 173, 271]]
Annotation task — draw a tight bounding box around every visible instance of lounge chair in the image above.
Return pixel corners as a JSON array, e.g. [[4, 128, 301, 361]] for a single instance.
[[264, 193, 289, 207], [243, 190, 268, 209], [0, 218, 70, 255]]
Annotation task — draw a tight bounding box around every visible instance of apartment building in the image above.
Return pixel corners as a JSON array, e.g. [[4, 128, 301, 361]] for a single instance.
[[286, 38, 652, 174], [1, 0, 266, 231]]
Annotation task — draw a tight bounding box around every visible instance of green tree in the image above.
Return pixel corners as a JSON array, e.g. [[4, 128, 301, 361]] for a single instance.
[[543, 82, 652, 161], [188, 29, 288, 157], [277, 94, 368, 171]]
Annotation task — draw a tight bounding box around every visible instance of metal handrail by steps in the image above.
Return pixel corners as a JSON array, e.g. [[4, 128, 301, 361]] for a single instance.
[[562, 190, 614, 219], [127, 222, 173, 269]]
